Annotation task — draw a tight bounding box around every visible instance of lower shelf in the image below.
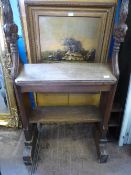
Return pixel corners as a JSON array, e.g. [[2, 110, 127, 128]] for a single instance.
[[30, 105, 101, 124]]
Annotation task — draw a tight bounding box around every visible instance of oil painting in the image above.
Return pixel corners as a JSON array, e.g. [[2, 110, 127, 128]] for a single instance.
[[39, 17, 101, 62], [0, 64, 9, 114]]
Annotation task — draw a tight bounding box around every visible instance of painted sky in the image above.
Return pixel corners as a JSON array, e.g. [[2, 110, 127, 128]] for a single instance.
[[39, 16, 101, 52]]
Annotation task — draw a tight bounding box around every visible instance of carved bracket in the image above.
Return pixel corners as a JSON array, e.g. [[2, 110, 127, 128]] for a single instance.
[[112, 0, 129, 78]]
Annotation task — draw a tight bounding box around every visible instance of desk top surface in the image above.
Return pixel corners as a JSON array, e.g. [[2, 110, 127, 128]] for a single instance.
[[15, 63, 117, 85]]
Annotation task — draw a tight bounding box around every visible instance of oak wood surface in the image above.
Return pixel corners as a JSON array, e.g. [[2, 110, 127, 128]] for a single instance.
[[15, 63, 117, 86], [30, 105, 101, 124]]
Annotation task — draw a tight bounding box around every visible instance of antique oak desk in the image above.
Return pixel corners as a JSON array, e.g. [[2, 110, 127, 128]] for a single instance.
[[2, 0, 128, 165]]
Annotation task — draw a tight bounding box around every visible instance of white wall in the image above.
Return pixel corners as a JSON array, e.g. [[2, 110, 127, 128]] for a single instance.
[[119, 75, 131, 146]]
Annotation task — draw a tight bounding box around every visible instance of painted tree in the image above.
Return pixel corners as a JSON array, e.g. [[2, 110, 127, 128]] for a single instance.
[[63, 38, 82, 53]]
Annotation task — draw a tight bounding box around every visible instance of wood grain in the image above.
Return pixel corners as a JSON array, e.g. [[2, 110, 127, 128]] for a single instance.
[[15, 63, 117, 85], [30, 105, 101, 124]]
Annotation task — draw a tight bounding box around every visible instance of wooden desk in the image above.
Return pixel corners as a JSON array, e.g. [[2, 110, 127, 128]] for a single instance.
[[1, 0, 128, 166], [15, 63, 117, 164]]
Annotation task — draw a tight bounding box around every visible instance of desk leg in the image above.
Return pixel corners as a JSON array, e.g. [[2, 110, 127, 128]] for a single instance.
[[15, 86, 38, 165], [96, 85, 116, 163], [23, 124, 38, 165]]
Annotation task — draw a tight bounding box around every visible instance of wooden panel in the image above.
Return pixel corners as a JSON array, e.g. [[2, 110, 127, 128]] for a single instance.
[[15, 63, 117, 85], [20, 83, 111, 93], [30, 105, 101, 123], [37, 93, 68, 106], [37, 93, 100, 106], [69, 94, 100, 106]]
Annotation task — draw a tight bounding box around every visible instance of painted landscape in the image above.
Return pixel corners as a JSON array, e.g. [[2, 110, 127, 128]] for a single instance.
[[41, 38, 96, 62], [39, 16, 100, 62]]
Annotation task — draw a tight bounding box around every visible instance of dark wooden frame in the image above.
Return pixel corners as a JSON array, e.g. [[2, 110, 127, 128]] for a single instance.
[[1, 0, 129, 165]]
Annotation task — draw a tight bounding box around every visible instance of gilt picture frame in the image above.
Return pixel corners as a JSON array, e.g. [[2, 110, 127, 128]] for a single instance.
[[0, 63, 9, 114], [22, 1, 115, 63], [0, 7, 18, 127]]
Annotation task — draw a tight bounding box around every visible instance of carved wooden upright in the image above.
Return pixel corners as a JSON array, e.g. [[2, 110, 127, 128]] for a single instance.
[[1, 0, 129, 165], [1, 0, 19, 80], [112, 0, 129, 78]]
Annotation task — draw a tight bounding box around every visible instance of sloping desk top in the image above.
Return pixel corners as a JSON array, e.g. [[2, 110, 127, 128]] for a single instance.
[[15, 63, 116, 86]]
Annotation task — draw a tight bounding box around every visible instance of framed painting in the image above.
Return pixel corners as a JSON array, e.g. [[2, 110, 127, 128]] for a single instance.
[[0, 6, 18, 127], [22, 0, 116, 63], [39, 16, 100, 63]]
